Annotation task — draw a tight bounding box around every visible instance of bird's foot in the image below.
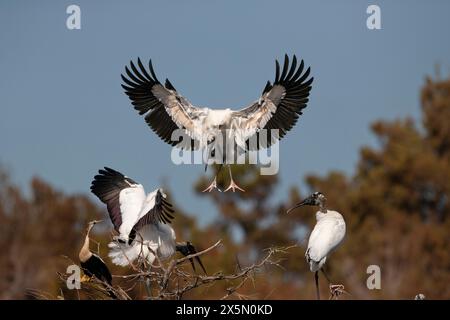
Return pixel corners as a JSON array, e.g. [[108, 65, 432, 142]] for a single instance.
[[329, 284, 347, 300], [80, 274, 91, 283], [202, 177, 222, 192], [224, 179, 245, 192]]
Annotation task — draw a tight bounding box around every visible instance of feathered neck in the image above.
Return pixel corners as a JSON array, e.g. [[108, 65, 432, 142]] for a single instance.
[[79, 224, 93, 263]]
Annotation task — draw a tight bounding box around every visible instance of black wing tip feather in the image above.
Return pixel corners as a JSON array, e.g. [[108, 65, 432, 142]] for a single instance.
[[249, 54, 314, 150], [102, 166, 122, 175], [155, 189, 175, 224], [274, 54, 312, 85], [92, 167, 125, 182], [165, 78, 176, 90], [122, 57, 184, 143], [128, 190, 176, 243], [89, 167, 130, 234], [90, 167, 135, 196], [121, 57, 160, 87], [262, 80, 272, 94]]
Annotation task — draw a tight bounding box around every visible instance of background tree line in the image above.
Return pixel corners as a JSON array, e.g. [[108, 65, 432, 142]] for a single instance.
[[0, 76, 448, 299]]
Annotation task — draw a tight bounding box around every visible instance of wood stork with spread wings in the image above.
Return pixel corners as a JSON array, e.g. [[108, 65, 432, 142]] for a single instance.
[[287, 192, 346, 300], [78, 220, 116, 299], [121, 55, 314, 192], [90, 167, 206, 273]]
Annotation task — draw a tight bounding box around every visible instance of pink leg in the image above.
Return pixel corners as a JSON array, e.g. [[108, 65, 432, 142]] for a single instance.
[[224, 166, 245, 192], [202, 176, 221, 192]]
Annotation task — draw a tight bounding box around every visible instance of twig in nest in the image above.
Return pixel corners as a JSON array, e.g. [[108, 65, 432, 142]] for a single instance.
[[158, 244, 289, 300]]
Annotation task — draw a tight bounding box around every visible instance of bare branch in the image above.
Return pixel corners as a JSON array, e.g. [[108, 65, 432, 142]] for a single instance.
[[52, 240, 294, 300]]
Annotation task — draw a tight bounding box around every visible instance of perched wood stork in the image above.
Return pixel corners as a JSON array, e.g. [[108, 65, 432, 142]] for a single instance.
[[287, 192, 346, 300], [121, 55, 314, 192], [90, 167, 206, 273], [78, 220, 116, 299]]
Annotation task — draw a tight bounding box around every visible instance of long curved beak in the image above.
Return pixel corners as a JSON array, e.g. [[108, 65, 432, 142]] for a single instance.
[[286, 200, 306, 214]]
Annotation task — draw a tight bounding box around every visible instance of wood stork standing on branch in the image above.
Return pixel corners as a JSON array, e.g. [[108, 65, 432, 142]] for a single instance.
[[287, 192, 346, 300], [121, 55, 314, 192], [90, 167, 206, 273], [78, 220, 116, 299]]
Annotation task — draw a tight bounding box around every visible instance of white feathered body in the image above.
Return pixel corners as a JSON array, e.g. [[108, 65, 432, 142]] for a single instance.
[[172, 106, 270, 163], [199, 109, 232, 143], [108, 184, 176, 266], [306, 210, 346, 272], [108, 222, 176, 267]]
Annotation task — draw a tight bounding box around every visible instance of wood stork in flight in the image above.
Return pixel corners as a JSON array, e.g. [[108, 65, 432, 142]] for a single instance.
[[78, 220, 116, 299], [287, 192, 346, 299], [90, 167, 206, 273], [121, 55, 314, 192]]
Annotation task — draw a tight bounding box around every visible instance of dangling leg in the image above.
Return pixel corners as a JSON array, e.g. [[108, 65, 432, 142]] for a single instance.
[[202, 175, 219, 192], [314, 271, 320, 300], [321, 267, 332, 284], [144, 265, 152, 300], [80, 274, 91, 282], [145, 277, 152, 299], [202, 164, 223, 192], [224, 165, 245, 192]]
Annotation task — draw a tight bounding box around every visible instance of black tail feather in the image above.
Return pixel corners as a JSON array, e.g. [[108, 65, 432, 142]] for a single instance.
[[176, 242, 207, 274]]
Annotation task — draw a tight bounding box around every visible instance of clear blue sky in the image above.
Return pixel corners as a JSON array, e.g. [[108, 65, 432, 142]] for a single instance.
[[1, 1, 449, 226]]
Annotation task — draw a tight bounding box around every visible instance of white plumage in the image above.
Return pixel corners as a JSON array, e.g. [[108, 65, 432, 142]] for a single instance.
[[306, 210, 346, 272], [108, 223, 176, 266], [90, 167, 206, 273], [116, 185, 146, 238], [287, 192, 346, 299]]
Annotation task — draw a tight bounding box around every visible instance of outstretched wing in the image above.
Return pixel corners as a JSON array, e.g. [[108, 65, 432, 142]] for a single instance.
[[121, 58, 206, 149], [128, 189, 175, 244], [232, 54, 314, 150], [90, 167, 145, 235]]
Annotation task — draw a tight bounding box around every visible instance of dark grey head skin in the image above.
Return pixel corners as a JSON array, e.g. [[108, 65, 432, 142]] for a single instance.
[[286, 192, 327, 214]]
